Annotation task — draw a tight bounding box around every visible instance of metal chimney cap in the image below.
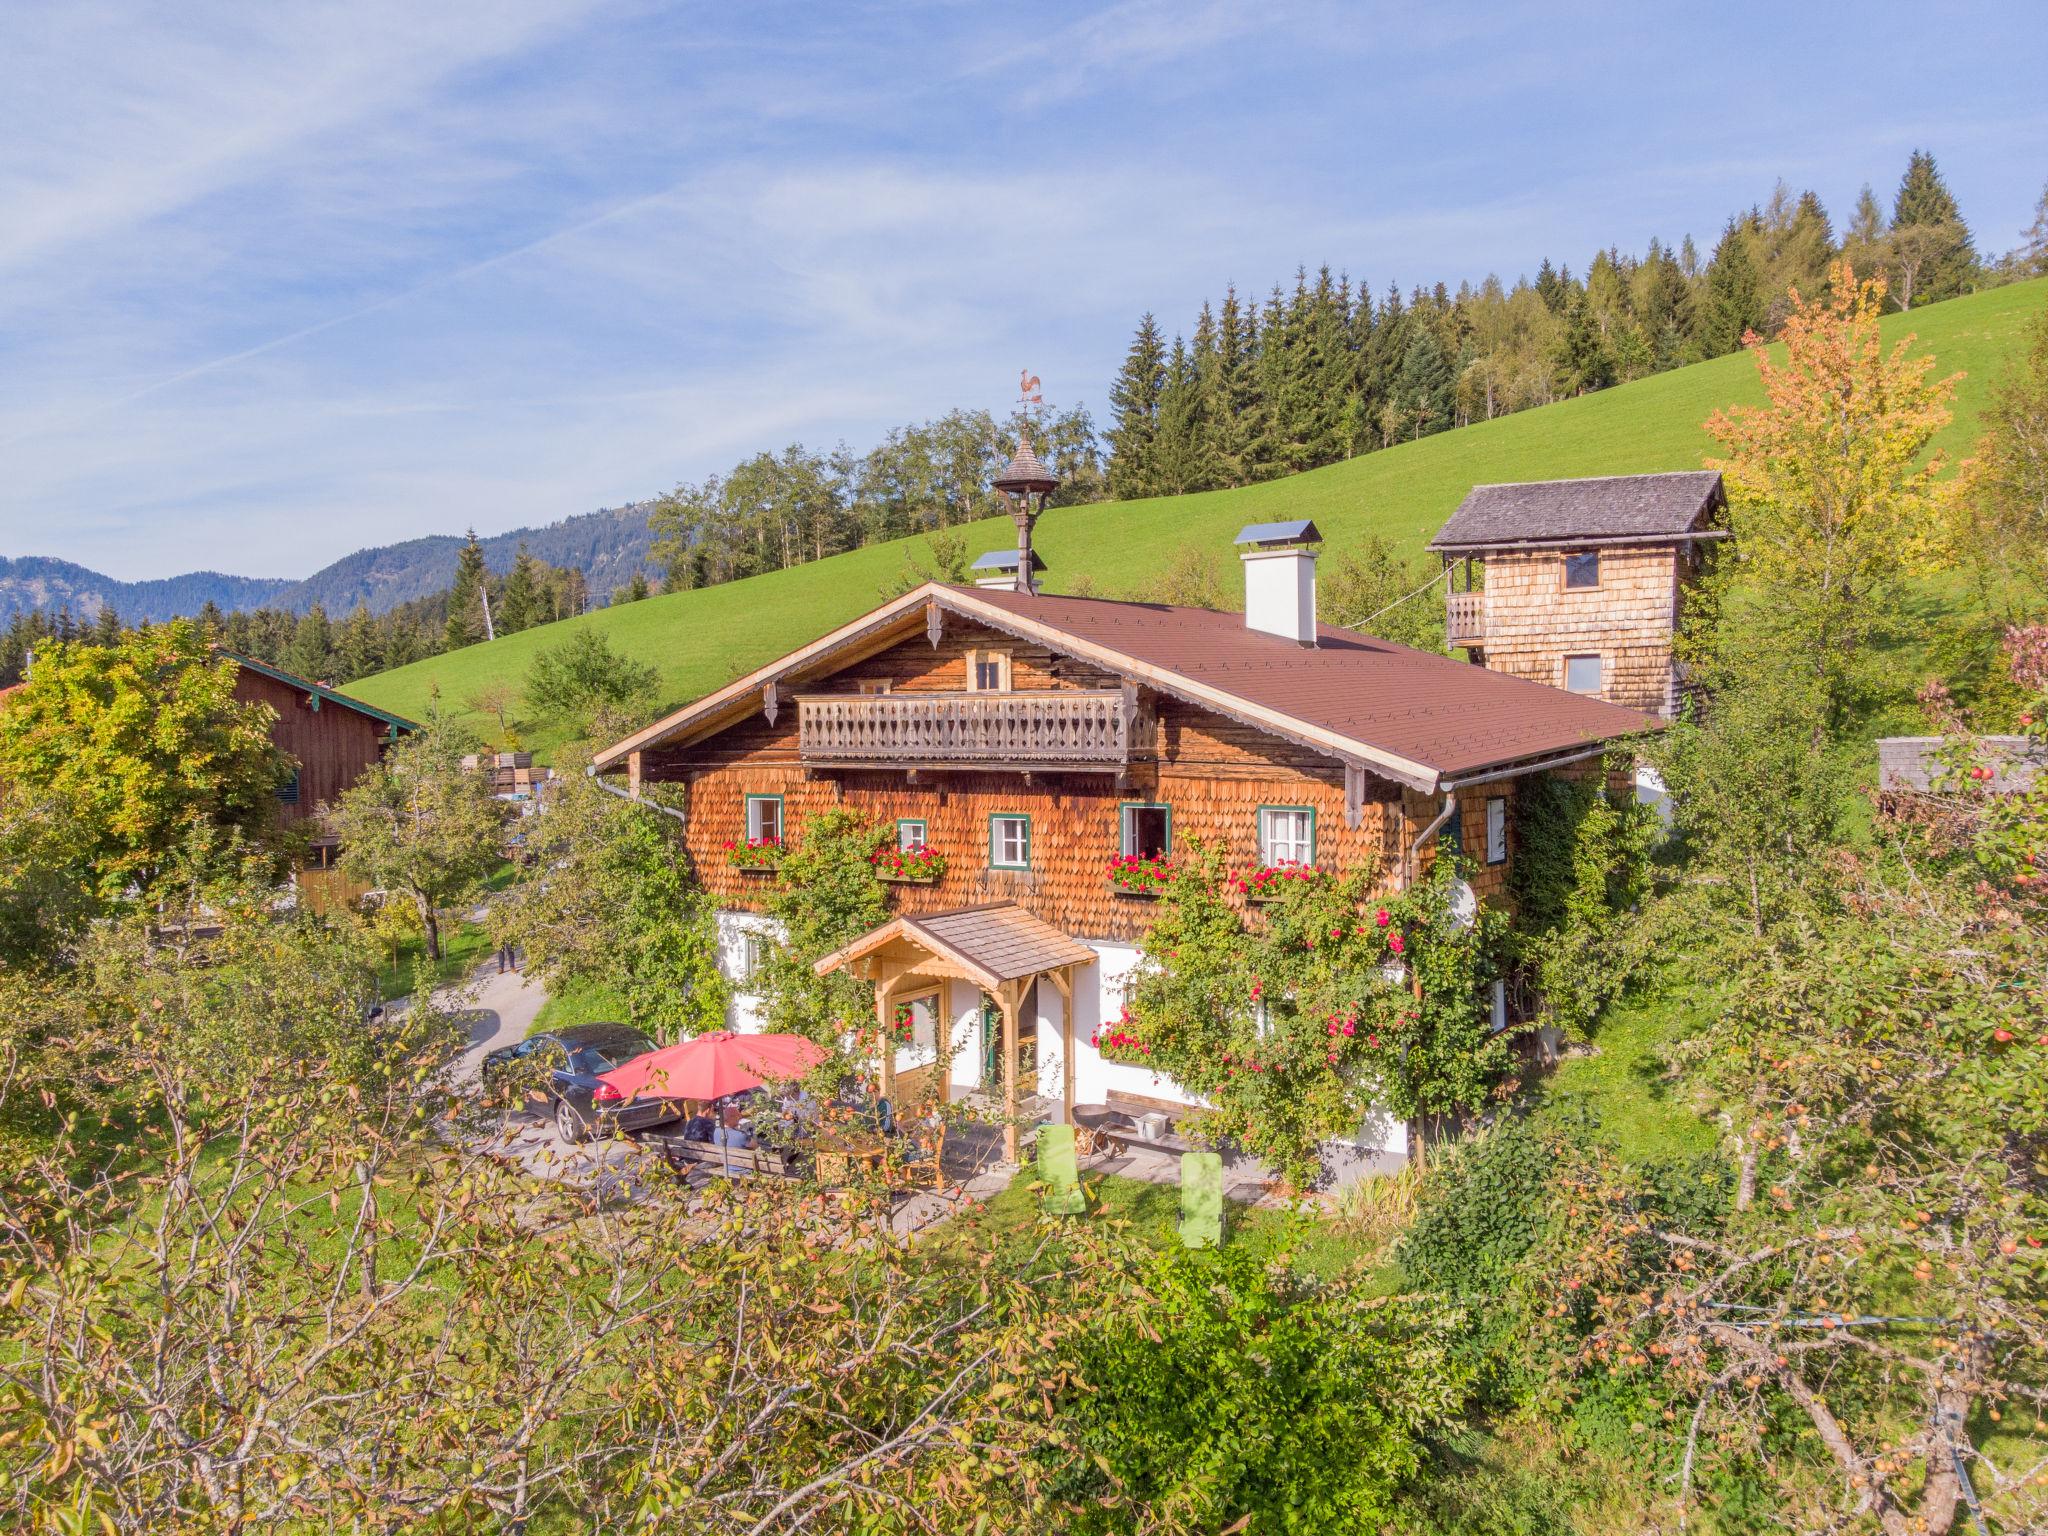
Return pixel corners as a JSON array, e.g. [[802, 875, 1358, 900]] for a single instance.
[[1234, 519, 1322, 548], [969, 548, 1047, 573]]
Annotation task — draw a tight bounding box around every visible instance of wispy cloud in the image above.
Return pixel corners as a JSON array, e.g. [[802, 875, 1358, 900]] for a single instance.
[[1, 0, 2041, 580]]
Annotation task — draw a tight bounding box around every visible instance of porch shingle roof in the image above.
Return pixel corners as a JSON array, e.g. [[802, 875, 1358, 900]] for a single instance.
[[812, 902, 1096, 988]]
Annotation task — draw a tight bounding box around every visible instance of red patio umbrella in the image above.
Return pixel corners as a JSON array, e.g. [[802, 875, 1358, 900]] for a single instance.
[[598, 1030, 828, 1103]]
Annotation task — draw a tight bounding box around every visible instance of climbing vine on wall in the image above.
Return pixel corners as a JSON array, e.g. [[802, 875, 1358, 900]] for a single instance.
[[755, 808, 891, 1051], [1121, 839, 1510, 1187], [1507, 764, 1656, 1040]]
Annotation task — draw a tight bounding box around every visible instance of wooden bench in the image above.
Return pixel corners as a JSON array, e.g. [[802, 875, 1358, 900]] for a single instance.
[[656, 1138, 797, 1178]]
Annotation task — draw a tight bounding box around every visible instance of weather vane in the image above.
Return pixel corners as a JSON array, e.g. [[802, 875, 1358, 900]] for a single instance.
[[1017, 368, 1043, 408]]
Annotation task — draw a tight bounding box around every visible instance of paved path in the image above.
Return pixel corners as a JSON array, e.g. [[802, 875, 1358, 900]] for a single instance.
[[450, 964, 549, 1080]]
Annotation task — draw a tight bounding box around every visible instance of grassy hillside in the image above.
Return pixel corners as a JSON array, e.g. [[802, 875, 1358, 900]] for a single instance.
[[351, 277, 2048, 751]]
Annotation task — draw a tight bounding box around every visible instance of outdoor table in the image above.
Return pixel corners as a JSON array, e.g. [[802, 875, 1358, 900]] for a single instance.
[[815, 1130, 888, 1185]]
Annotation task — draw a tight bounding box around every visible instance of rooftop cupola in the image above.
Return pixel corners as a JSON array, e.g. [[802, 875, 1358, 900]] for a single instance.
[[1234, 519, 1322, 646], [970, 547, 1046, 593], [992, 429, 1059, 597]]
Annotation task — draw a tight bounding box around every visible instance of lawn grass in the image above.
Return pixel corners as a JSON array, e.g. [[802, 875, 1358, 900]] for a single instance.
[[531, 977, 631, 1035], [1529, 962, 1723, 1164], [346, 278, 2048, 756]]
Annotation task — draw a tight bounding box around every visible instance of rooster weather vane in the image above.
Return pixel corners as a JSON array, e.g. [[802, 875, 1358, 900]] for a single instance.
[[1017, 369, 1043, 407]]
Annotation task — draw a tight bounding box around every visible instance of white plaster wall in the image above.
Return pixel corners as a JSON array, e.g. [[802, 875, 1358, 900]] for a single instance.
[[714, 910, 783, 1032], [1066, 941, 1204, 1110]]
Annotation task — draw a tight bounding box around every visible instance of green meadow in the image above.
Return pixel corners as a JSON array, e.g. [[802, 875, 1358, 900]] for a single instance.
[[350, 277, 2048, 752]]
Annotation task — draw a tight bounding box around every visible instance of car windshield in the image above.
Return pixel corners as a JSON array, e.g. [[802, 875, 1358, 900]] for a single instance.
[[566, 1033, 655, 1075]]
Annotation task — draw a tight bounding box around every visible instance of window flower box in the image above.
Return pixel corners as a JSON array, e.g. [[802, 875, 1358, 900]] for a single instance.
[[1229, 860, 1321, 902], [872, 845, 948, 883], [723, 836, 784, 873], [1090, 1008, 1153, 1064], [1108, 852, 1175, 897]]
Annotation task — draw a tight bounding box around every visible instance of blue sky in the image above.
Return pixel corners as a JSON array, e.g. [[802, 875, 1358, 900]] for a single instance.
[[3, 0, 2044, 581]]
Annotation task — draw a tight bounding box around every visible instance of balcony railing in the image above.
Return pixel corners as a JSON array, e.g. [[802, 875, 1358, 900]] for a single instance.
[[797, 691, 1129, 770], [1446, 590, 1485, 646]]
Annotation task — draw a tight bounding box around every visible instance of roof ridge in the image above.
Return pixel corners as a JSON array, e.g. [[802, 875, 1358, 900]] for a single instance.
[[1465, 468, 1718, 490]]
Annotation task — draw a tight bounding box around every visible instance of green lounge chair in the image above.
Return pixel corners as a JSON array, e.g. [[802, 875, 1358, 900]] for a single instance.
[[1179, 1151, 1223, 1248], [1036, 1123, 1087, 1215]]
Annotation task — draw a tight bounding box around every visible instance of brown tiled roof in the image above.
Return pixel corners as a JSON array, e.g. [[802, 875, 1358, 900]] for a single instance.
[[993, 435, 1058, 491], [1428, 471, 1724, 552], [958, 586, 1659, 783], [595, 581, 1661, 790], [812, 901, 1097, 986]]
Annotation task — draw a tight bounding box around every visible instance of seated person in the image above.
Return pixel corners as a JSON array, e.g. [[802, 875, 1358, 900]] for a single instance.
[[711, 1104, 755, 1150], [779, 1086, 820, 1128], [681, 1108, 716, 1142]]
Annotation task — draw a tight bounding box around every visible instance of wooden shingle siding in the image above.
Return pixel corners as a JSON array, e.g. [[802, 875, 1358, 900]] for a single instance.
[[1476, 546, 1685, 717], [642, 617, 1499, 940]]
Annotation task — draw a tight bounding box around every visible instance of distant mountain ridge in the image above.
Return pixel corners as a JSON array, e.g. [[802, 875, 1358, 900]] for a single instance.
[[0, 504, 658, 624]]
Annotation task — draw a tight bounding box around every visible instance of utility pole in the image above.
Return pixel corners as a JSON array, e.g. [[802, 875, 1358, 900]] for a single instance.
[[479, 582, 496, 643]]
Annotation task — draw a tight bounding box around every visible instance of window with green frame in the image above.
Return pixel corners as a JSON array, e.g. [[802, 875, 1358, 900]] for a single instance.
[[745, 794, 783, 843], [897, 818, 927, 851], [989, 813, 1031, 870], [1257, 804, 1315, 865], [1119, 802, 1171, 859]]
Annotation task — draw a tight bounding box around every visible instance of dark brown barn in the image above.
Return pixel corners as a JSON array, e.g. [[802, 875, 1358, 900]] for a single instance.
[[225, 653, 419, 850]]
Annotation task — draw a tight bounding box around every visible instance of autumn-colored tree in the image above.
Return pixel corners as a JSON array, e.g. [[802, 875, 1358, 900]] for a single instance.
[[0, 621, 289, 900], [1705, 261, 1959, 728]]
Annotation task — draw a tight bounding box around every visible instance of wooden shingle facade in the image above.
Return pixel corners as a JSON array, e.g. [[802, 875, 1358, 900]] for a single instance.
[[226, 654, 418, 836], [1430, 471, 1727, 719]]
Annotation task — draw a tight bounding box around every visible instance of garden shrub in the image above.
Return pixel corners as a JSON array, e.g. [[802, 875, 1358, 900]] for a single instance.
[[1050, 1242, 1472, 1534]]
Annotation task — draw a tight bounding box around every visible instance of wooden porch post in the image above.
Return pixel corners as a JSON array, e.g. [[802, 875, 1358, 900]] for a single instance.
[[873, 972, 901, 1104], [1046, 966, 1075, 1127], [1000, 979, 1021, 1164]]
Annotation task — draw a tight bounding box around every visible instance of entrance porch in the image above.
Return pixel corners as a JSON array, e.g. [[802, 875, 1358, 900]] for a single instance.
[[813, 902, 1098, 1162]]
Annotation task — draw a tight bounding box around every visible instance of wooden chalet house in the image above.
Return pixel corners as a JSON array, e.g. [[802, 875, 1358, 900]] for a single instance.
[[594, 440, 1663, 1165], [1428, 471, 1728, 719], [224, 652, 420, 857]]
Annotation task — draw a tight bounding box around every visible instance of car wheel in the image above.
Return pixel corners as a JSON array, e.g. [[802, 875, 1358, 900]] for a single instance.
[[554, 1097, 587, 1145]]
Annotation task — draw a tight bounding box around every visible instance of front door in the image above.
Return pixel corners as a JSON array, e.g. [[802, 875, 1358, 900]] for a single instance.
[[978, 992, 1001, 1088]]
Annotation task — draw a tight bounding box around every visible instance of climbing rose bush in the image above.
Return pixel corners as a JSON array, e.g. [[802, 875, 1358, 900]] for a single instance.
[[1121, 838, 1509, 1186]]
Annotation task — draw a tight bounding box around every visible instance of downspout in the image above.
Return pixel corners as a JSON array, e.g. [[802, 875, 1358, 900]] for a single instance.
[[587, 763, 689, 824], [1402, 790, 1457, 886]]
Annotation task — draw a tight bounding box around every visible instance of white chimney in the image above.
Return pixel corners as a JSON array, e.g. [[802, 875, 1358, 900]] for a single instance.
[[1235, 520, 1322, 646]]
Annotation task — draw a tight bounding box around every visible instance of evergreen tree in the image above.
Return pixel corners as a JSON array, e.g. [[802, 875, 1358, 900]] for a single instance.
[[1534, 258, 1565, 312], [1395, 325, 1454, 439], [286, 604, 335, 683], [336, 604, 381, 683], [1151, 335, 1207, 496], [444, 531, 490, 650], [1552, 291, 1617, 395], [1699, 216, 1767, 355], [91, 604, 123, 646], [497, 544, 545, 635], [1887, 149, 1976, 305], [2016, 182, 2048, 279], [1105, 313, 1167, 499], [1212, 285, 1256, 484], [196, 600, 225, 639]]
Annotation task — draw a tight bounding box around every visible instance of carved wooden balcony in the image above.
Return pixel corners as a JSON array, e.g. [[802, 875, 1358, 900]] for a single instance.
[[796, 691, 1130, 772], [1446, 590, 1485, 646]]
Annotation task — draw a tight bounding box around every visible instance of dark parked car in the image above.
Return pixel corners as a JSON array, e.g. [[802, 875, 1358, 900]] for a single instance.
[[482, 1022, 681, 1143]]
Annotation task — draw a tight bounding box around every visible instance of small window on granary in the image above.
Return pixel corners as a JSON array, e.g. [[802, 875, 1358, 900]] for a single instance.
[[1485, 797, 1507, 865], [1563, 551, 1601, 590], [1563, 655, 1604, 695]]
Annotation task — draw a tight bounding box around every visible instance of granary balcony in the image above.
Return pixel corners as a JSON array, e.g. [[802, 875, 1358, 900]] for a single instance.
[[796, 690, 1130, 773], [1445, 590, 1485, 647]]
